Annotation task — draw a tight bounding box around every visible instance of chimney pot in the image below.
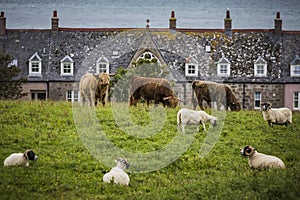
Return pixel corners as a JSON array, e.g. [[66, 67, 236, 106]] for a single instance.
[[226, 9, 230, 18], [171, 11, 175, 18], [276, 11, 280, 19], [0, 12, 4, 18], [53, 10, 57, 18]]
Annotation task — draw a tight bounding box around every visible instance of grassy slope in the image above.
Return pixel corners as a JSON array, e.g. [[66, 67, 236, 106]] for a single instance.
[[0, 100, 299, 200]]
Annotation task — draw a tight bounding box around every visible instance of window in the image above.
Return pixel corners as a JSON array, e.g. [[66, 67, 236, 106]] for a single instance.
[[61, 55, 74, 76], [254, 57, 267, 77], [291, 65, 300, 77], [290, 55, 300, 77], [294, 92, 300, 109], [185, 56, 198, 77], [66, 90, 79, 102], [96, 56, 109, 74], [29, 53, 42, 76], [8, 59, 18, 67], [254, 92, 261, 109], [217, 56, 230, 76], [31, 90, 46, 100]]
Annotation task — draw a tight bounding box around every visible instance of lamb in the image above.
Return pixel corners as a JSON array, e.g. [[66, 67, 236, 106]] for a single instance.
[[177, 108, 217, 133], [261, 102, 292, 127], [4, 150, 38, 167], [103, 158, 130, 186], [240, 145, 285, 169]]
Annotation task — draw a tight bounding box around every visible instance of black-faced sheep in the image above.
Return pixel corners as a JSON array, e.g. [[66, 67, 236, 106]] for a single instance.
[[4, 150, 38, 166], [240, 145, 285, 169], [177, 108, 217, 133], [261, 102, 292, 127], [103, 158, 130, 185]]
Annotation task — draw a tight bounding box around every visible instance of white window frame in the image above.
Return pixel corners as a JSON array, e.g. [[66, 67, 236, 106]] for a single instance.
[[254, 92, 261, 110], [61, 55, 74, 76], [66, 90, 79, 102], [254, 64, 267, 77], [217, 64, 230, 76], [96, 56, 110, 74], [29, 53, 42, 76], [217, 57, 230, 77], [185, 63, 198, 77], [8, 59, 18, 67], [293, 92, 300, 110], [291, 65, 300, 77]]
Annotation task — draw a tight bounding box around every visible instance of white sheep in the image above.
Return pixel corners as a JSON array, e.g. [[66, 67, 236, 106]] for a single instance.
[[4, 150, 38, 167], [261, 102, 292, 127], [240, 145, 285, 169], [103, 158, 130, 185], [177, 108, 217, 133]]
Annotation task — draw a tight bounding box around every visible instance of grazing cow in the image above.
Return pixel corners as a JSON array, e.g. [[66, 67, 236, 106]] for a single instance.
[[192, 80, 241, 111], [79, 73, 110, 107], [129, 76, 178, 108]]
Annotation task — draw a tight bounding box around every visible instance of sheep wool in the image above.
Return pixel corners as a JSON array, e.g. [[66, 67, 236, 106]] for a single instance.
[[240, 146, 285, 169], [177, 108, 217, 133], [4, 150, 38, 167], [103, 158, 130, 185], [261, 102, 292, 127]]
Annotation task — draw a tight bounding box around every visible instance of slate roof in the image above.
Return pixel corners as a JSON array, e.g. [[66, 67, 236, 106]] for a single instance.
[[1, 28, 300, 83]]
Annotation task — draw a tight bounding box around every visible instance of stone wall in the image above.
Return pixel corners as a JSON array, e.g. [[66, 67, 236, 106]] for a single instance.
[[49, 82, 79, 101]]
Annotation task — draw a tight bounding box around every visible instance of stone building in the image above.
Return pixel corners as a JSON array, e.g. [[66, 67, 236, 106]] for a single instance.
[[0, 10, 299, 110]]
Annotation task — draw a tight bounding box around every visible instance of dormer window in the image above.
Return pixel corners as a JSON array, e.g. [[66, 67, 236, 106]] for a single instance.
[[29, 52, 42, 76], [254, 56, 267, 77], [290, 55, 300, 77], [217, 56, 230, 76], [185, 56, 198, 77], [61, 55, 74, 76], [96, 56, 109, 74]]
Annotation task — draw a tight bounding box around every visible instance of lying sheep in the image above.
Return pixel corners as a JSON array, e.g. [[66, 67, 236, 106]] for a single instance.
[[240, 145, 285, 169], [261, 102, 292, 127], [4, 150, 38, 166], [177, 108, 217, 133], [103, 158, 130, 185]]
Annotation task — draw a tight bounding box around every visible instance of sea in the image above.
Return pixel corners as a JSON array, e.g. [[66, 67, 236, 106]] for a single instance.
[[0, 0, 299, 30]]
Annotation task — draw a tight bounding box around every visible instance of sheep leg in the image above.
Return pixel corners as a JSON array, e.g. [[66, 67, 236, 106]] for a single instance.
[[181, 125, 186, 134], [202, 122, 206, 131]]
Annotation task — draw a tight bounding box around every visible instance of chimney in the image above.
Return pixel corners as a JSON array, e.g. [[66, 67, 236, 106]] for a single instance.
[[169, 11, 177, 30], [0, 12, 6, 36], [224, 9, 232, 37], [51, 10, 59, 34], [274, 11, 282, 36]]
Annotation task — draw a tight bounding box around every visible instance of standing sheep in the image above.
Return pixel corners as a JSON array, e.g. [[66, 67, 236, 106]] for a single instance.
[[261, 103, 292, 127], [240, 145, 285, 169], [177, 108, 217, 133], [103, 158, 130, 186]]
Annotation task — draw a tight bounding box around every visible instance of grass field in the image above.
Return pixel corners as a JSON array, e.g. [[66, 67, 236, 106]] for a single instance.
[[0, 100, 299, 200]]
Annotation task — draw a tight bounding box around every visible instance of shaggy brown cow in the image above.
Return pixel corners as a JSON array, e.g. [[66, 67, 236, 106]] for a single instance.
[[79, 73, 110, 107], [192, 80, 241, 111], [95, 73, 110, 106], [129, 76, 178, 108]]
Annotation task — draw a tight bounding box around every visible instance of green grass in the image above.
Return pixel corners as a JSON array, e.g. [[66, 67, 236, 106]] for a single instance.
[[0, 100, 299, 200]]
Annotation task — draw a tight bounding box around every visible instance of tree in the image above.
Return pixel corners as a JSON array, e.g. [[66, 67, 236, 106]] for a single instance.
[[0, 51, 27, 99]]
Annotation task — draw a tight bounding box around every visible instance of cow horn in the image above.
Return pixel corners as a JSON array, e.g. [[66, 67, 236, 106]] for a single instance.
[[163, 96, 172, 100]]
